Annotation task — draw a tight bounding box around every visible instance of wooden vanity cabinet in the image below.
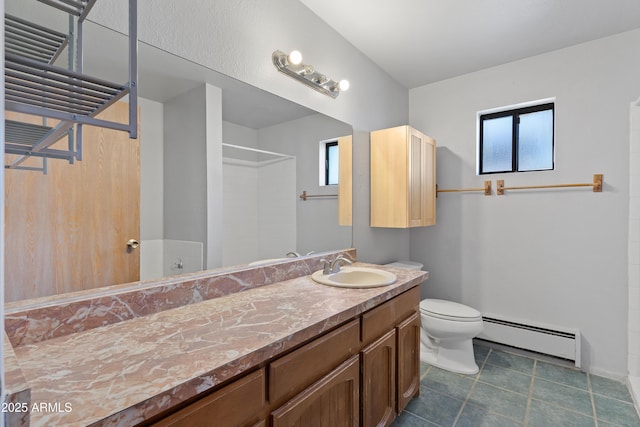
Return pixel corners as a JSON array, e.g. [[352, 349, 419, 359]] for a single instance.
[[360, 286, 421, 427], [370, 125, 436, 228], [149, 287, 420, 427]]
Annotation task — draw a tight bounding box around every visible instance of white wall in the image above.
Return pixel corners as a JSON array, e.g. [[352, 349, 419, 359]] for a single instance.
[[258, 159, 297, 259], [139, 98, 164, 241], [222, 122, 260, 266], [163, 86, 208, 261], [409, 30, 640, 377], [630, 99, 640, 398], [221, 125, 297, 266], [163, 84, 223, 269], [222, 160, 259, 265], [140, 239, 203, 280]]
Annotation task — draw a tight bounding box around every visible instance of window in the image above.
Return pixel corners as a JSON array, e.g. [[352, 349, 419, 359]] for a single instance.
[[479, 102, 554, 174], [320, 139, 339, 185]]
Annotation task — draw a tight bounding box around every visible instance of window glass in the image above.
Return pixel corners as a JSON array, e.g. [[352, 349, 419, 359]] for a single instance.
[[326, 142, 339, 185], [518, 109, 554, 171], [479, 102, 554, 174], [482, 116, 513, 173]]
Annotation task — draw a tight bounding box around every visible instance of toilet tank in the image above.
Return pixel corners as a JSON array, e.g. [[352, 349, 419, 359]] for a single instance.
[[385, 261, 423, 271]]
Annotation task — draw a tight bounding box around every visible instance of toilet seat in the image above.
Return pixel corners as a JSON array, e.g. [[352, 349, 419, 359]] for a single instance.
[[420, 299, 482, 322]]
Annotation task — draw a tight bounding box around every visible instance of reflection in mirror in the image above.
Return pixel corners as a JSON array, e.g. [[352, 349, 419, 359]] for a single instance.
[[2, 6, 353, 302]]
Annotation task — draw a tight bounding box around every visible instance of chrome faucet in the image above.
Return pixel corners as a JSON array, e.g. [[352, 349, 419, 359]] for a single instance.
[[322, 255, 353, 274]]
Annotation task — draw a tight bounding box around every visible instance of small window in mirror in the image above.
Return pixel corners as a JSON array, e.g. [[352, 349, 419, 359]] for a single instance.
[[326, 141, 339, 185], [319, 139, 339, 186]]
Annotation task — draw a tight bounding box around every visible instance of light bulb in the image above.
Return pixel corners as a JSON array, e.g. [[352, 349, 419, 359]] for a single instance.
[[288, 50, 302, 65], [338, 79, 350, 91]]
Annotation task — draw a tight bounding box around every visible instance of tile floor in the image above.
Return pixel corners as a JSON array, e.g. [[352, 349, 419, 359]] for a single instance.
[[393, 341, 640, 427]]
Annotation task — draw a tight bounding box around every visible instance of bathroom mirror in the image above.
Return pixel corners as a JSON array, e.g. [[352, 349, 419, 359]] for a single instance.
[[3, 6, 353, 301]]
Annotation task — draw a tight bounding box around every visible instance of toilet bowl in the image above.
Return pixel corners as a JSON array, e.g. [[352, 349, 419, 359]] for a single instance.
[[384, 261, 484, 374], [420, 299, 484, 374]]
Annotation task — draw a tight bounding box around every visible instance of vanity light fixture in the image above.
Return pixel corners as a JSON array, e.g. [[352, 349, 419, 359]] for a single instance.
[[272, 50, 349, 99]]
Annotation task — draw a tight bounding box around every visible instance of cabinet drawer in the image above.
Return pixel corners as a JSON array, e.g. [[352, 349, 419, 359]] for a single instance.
[[269, 319, 360, 406], [361, 286, 420, 344], [153, 368, 265, 427]]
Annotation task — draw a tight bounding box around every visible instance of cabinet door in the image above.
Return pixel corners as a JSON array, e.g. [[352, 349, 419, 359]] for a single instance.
[[271, 355, 360, 427], [408, 128, 436, 227], [361, 329, 396, 427], [370, 125, 435, 228], [338, 135, 353, 226], [396, 312, 421, 413], [370, 125, 409, 228]]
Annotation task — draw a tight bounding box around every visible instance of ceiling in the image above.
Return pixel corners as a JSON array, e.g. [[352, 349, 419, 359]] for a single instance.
[[300, 0, 640, 89]]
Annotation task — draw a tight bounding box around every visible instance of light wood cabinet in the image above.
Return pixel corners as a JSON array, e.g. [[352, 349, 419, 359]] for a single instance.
[[370, 125, 436, 228], [338, 135, 353, 226]]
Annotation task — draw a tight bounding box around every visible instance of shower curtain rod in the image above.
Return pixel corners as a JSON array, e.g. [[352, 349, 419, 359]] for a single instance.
[[222, 143, 295, 159]]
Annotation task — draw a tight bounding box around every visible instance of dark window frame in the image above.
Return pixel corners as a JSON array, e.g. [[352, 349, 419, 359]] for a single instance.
[[324, 140, 339, 185], [479, 102, 555, 175]]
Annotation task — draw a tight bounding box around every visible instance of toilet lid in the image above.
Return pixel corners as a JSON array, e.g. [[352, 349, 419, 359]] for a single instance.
[[420, 299, 482, 321]]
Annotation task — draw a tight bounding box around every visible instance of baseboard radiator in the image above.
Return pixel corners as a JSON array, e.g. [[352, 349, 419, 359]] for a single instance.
[[478, 314, 581, 368]]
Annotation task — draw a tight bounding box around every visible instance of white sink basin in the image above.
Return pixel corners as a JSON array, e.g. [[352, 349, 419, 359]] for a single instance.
[[311, 267, 397, 288]]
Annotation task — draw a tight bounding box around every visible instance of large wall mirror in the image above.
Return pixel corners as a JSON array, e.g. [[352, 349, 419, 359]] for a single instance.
[[4, 3, 353, 302]]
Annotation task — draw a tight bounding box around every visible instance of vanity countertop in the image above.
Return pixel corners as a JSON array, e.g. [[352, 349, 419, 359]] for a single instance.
[[10, 263, 427, 426]]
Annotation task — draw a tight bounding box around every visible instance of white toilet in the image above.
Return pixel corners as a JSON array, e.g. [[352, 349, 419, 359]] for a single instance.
[[386, 261, 484, 375], [419, 299, 484, 374]]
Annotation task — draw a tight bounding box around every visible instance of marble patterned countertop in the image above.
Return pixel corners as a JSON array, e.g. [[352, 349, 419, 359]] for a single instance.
[[6, 257, 427, 426]]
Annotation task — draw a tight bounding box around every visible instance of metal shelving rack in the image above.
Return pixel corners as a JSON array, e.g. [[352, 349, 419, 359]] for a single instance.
[[4, 0, 138, 173]]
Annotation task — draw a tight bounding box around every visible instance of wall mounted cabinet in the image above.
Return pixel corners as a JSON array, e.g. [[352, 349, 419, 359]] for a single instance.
[[370, 125, 436, 228]]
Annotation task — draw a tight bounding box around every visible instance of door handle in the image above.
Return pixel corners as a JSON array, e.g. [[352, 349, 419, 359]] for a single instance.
[[127, 239, 140, 250]]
